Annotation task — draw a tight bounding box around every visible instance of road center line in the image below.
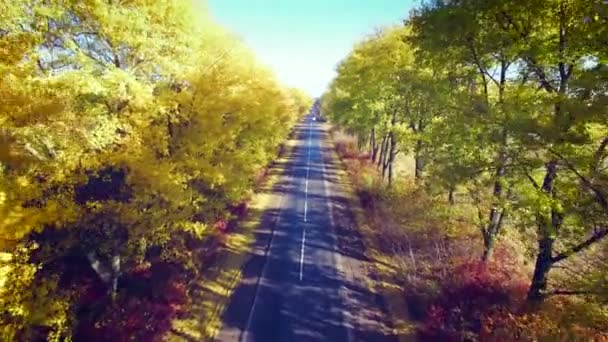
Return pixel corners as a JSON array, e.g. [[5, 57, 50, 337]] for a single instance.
[[299, 229, 306, 281], [300, 121, 313, 281]]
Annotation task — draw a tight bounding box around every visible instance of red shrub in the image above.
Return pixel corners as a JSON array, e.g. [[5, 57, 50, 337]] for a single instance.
[[335, 138, 358, 159], [422, 249, 528, 340], [74, 263, 189, 342], [214, 219, 228, 232]]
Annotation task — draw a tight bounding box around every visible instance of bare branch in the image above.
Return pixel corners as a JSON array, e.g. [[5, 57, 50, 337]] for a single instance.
[[591, 137, 608, 180], [548, 289, 601, 296], [520, 163, 541, 190], [552, 228, 608, 263], [498, 11, 556, 92], [547, 147, 608, 213]]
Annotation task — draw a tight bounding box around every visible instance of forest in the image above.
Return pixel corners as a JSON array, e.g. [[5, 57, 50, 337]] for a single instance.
[[0, 0, 310, 340], [322, 0, 608, 339]]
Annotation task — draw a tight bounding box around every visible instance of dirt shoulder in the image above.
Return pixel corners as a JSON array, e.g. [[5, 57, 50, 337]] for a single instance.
[[320, 124, 418, 342]]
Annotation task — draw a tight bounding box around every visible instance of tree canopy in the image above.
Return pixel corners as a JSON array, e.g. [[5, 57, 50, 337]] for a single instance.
[[323, 0, 608, 307], [0, 0, 310, 339]]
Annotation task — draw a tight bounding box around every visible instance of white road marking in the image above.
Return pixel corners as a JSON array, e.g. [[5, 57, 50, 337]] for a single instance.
[[300, 121, 313, 281], [242, 180, 287, 341], [299, 229, 306, 281]]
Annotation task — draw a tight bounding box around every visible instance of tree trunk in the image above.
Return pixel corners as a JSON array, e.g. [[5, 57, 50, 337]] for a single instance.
[[481, 187, 505, 263], [527, 5, 570, 304], [87, 251, 120, 300], [377, 134, 388, 169], [527, 160, 560, 303], [382, 152, 389, 180], [369, 128, 375, 160], [388, 161, 393, 187], [370, 128, 379, 162], [481, 230, 497, 262], [387, 131, 397, 187], [480, 94, 509, 261], [110, 253, 120, 300], [87, 251, 112, 285], [481, 163, 506, 263], [527, 232, 555, 303], [414, 139, 424, 181], [448, 186, 456, 205], [381, 134, 391, 180], [385, 111, 398, 185], [481, 231, 492, 262], [480, 58, 510, 262]]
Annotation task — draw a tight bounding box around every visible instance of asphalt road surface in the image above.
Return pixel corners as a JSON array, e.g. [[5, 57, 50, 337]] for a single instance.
[[216, 116, 396, 342]]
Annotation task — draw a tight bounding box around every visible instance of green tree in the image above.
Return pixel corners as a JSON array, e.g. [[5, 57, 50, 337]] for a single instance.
[[326, 0, 608, 305]]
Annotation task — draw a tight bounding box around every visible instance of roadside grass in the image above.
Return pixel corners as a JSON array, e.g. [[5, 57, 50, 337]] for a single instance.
[[167, 138, 298, 341], [329, 129, 608, 341]]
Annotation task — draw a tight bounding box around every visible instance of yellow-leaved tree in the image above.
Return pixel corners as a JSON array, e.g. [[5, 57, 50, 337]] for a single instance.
[[0, 0, 310, 339]]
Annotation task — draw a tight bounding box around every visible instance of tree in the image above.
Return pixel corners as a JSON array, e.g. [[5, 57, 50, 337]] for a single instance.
[[326, 0, 608, 305], [489, 0, 608, 303], [411, 0, 526, 262], [323, 26, 439, 187], [0, 1, 310, 338]]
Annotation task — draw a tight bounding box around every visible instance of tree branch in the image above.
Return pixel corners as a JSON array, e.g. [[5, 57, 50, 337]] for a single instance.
[[498, 11, 556, 92], [547, 147, 608, 213], [552, 228, 608, 263], [591, 137, 608, 180], [465, 37, 491, 101], [519, 163, 541, 190], [548, 289, 601, 296]]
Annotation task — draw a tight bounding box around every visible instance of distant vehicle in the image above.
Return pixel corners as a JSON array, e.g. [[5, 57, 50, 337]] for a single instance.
[[312, 115, 327, 122]]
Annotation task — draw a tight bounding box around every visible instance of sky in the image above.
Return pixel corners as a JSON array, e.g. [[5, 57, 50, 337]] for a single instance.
[[207, 0, 417, 97]]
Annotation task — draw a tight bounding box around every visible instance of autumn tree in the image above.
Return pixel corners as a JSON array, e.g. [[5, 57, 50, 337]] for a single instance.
[[0, 1, 309, 339], [323, 27, 441, 187]]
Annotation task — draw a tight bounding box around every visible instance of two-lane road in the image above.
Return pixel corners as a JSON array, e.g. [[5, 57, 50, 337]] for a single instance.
[[216, 116, 395, 342]]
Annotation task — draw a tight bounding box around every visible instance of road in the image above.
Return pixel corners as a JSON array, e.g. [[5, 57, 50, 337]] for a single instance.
[[216, 116, 395, 342]]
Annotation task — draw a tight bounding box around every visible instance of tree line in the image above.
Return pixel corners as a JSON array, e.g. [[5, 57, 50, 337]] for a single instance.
[[0, 1, 310, 339], [322, 0, 607, 305]]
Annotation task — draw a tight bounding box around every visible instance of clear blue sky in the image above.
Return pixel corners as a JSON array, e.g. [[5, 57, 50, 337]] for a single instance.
[[207, 0, 416, 97]]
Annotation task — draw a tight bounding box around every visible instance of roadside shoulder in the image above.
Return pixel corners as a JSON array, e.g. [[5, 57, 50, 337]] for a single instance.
[[320, 124, 418, 342]]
